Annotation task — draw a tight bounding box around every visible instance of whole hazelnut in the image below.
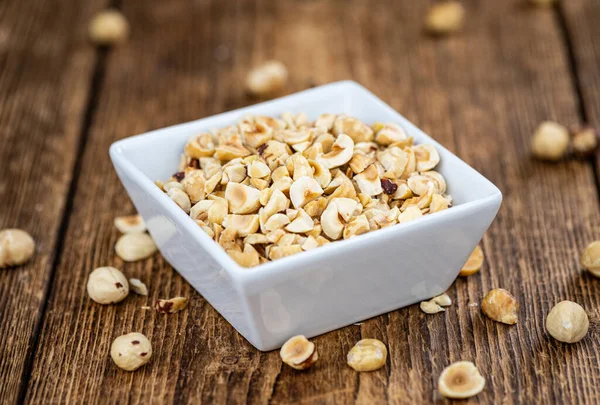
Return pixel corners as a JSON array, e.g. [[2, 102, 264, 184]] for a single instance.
[[531, 121, 569, 161], [87, 266, 129, 304], [88, 10, 130, 46], [546, 301, 589, 343], [0, 229, 35, 268], [581, 241, 600, 278], [110, 332, 152, 371], [425, 1, 465, 36]]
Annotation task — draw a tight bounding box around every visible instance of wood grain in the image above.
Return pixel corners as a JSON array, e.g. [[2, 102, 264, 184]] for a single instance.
[[560, 0, 600, 179], [0, 0, 104, 403], [16, 0, 600, 404]]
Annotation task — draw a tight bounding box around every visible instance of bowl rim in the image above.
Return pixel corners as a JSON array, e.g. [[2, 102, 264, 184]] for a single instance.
[[110, 80, 502, 283]]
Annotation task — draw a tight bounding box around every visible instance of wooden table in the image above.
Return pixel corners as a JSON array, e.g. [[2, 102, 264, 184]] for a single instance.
[[1, 0, 599, 403]]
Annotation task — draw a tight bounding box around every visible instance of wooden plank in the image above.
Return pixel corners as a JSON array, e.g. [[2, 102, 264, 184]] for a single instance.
[[0, 0, 105, 403], [24, 0, 600, 404], [560, 0, 600, 178]]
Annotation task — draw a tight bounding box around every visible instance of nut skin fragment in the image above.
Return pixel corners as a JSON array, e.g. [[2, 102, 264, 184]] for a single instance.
[[581, 241, 600, 277], [425, 1, 465, 36], [87, 266, 129, 304], [88, 10, 130, 46], [110, 332, 152, 371], [0, 229, 35, 268], [481, 288, 518, 325], [114, 215, 146, 234], [115, 233, 158, 262], [546, 301, 589, 343], [531, 121, 570, 161], [459, 245, 484, 276], [280, 335, 318, 370], [246, 61, 288, 97], [129, 278, 148, 296], [155, 297, 188, 314], [438, 361, 485, 399], [347, 339, 387, 372]]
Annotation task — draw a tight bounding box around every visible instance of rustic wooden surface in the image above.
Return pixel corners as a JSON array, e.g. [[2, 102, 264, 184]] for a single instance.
[[1, 0, 599, 404]]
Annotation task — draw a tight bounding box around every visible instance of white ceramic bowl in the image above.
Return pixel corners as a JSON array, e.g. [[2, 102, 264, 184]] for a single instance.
[[110, 81, 502, 351]]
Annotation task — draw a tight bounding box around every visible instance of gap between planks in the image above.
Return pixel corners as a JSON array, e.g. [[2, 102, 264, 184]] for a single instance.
[[15, 43, 111, 405], [554, 2, 600, 202]]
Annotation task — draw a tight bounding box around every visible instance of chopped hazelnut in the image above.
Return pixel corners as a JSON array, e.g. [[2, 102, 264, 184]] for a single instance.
[[572, 127, 599, 157], [280, 335, 318, 370], [481, 288, 518, 324], [438, 361, 485, 399], [459, 245, 484, 276], [347, 339, 387, 372], [155, 297, 188, 314]]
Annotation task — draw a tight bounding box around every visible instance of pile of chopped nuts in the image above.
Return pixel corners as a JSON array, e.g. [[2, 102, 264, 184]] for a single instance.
[[159, 113, 451, 267]]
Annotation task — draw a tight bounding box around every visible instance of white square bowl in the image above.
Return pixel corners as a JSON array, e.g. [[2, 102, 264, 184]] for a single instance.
[[109, 81, 502, 351]]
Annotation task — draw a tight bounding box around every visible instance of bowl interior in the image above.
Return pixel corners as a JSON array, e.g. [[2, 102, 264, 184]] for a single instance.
[[111, 81, 498, 210]]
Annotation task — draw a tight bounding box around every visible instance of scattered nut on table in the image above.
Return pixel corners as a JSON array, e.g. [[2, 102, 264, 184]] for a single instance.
[[459, 245, 484, 276], [110, 332, 152, 371], [438, 361, 485, 399], [114, 214, 146, 234], [481, 288, 518, 324], [246, 61, 289, 97], [0, 228, 35, 268], [420, 293, 452, 314], [87, 266, 129, 304], [115, 232, 157, 262], [155, 297, 188, 314], [572, 127, 599, 157], [347, 339, 387, 372], [425, 1, 465, 36], [546, 300, 589, 343], [160, 113, 451, 267], [420, 300, 445, 314], [280, 335, 318, 370], [581, 240, 600, 277], [432, 292, 452, 307], [88, 10, 130, 46], [531, 121, 570, 161], [129, 278, 148, 295]]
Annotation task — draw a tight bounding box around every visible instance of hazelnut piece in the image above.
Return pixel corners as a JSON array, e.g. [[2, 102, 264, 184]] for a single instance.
[[438, 361, 485, 399], [280, 335, 318, 370], [481, 288, 518, 325], [459, 245, 484, 276], [347, 339, 387, 372]]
